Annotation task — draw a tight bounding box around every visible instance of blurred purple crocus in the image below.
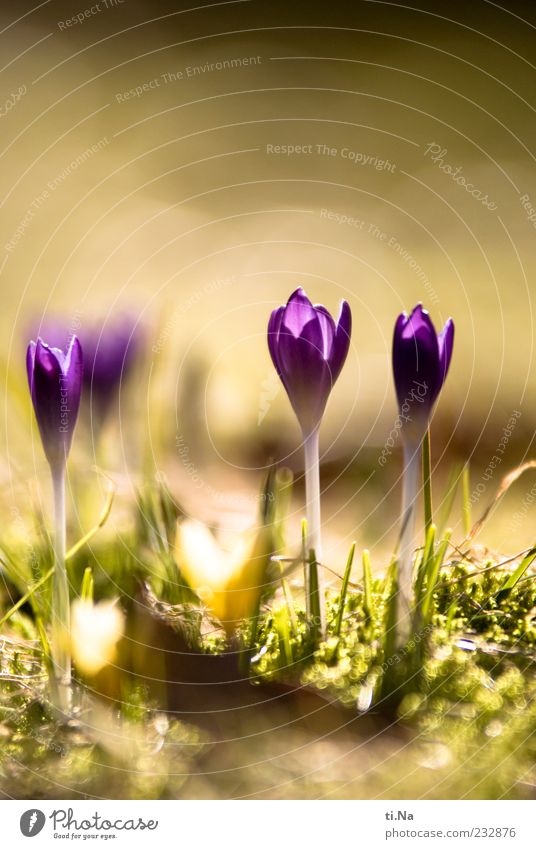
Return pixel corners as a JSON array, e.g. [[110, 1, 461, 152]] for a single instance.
[[268, 288, 352, 634], [392, 304, 454, 443], [82, 318, 141, 423], [391, 304, 454, 645], [26, 335, 83, 712]]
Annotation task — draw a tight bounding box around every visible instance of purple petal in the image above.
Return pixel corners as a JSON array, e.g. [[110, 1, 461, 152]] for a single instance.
[[34, 339, 63, 379], [401, 304, 436, 347], [299, 314, 329, 358], [393, 311, 408, 344], [329, 300, 352, 381], [313, 305, 337, 358], [26, 341, 36, 403], [267, 306, 284, 378], [63, 335, 83, 425], [281, 288, 317, 337], [437, 318, 454, 387]]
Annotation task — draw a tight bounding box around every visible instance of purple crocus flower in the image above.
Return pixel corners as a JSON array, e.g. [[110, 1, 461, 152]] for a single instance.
[[391, 304, 454, 648], [26, 334, 83, 710], [267, 288, 352, 637], [26, 336, 83, 472], [392, 304, 454, 441], [268, 288, 351, 435]]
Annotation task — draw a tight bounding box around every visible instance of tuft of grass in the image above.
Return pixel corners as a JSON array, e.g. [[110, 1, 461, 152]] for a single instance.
[[421, 530, 452, 627]]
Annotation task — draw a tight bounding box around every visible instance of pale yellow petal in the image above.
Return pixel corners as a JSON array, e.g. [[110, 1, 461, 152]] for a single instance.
[[71, 599, 124, 677]]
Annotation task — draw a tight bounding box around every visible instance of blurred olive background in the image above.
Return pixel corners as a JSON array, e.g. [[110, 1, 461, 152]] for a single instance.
[[1, 0, 536, 565]]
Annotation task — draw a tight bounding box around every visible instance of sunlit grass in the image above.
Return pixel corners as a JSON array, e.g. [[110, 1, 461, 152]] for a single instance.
[[1, 462, 536, 798]]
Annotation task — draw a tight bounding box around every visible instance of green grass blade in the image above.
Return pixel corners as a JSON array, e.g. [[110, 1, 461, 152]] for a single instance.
[[80, 567, 94, 603], [274, 605, 293, 667], [279, 566, 297, 633], [35, 615, 53, 674], [308, 549, 321, 643], [422, 428, 433, 534], [382, 555, 400, 664], [421, 530, 452, 624], [496, 546, 536, 602], [65, 483, 115, 561], [462, 463, 472, 537], [415, 523, 436, 607], [362, 548, 373, 626], [334, 541, 356, 637], [437, 463, 462, 535], [301, 518, 309, 618], [0, 567, 54, 628], [273, 467, 293, 550]]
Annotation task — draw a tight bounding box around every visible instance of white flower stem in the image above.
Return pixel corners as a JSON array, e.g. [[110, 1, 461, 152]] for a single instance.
[[303, 425, 326, 636], [51, 466, 71, 712], [396, 439, 421, 647]]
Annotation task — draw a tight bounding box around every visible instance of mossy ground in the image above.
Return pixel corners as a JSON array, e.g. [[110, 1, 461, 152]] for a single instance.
[[1, 503, 535, 799]]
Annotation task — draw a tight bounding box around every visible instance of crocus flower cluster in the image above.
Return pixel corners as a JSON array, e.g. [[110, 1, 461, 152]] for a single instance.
[[25, 290, 454, 710], [268, 292, 453, 644]]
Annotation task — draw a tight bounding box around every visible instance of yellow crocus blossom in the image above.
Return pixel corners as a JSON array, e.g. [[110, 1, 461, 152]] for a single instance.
[[176, 519, 274, 635]]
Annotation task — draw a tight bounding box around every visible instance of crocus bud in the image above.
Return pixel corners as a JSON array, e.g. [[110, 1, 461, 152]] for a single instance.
[[392, 304, 454, 442], [268, 288, 351, 434], [26, 336, 83, 471]]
